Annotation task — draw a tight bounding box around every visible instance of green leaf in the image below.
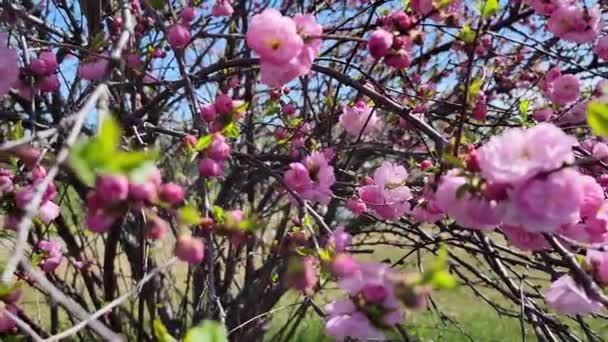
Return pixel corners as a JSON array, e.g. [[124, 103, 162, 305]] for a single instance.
[[153, 319, 177, 342], [179, 206, 202, 226], [195, 134, 213, 151], [212, 205, 225, 223], [467, 77, 484, 102], [458, 24, 476, 44], [184, 320, 227, 342], [519, 99, 530, 116], [232, 101, 249, 114], [222, 122, 239, 139], [68, 141, 97, 186], [478, 0, 499, 17], [10, 121, 24, 140], [107, 150, 158, 174], [428, 270, 457, 289], [436, 0, 453, 8], [420, 247, 456, 289], [587, 101, 608, 137]]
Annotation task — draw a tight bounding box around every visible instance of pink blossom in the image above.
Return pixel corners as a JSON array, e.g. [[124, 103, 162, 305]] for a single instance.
[[532, 107, 553, 122], [594, 36, 608, 61], [545, 275, 603, 315], [0, 304, 16, 333], [214, 93, 234, 114], [146, 215, 168, 240], [549, 74, 580, 105], [174, 235, 205, 264], [358, 162, 412, 220], [159, 182, 184, 205], [30, 50, 57, 76], [500, 225, 550, 251], [199, 157, 224, 178], [96, 174, 129, 205], [367, 29, 393, 59], [128, 181, 157, 203], [547, 5, 600, 44], [435, 170, 503, 229], [38, 74, 60, 93], [339, 100, 381, 136], [586, 250, 608, 285], [39, 201, 60, 224], [86, 209, 117, 233], [37, 240, 63, 272], [181, 6, 196, 22], [167, 24, 191, 49], [326, 226, 352, 253], [212, 0, 234, 17], [559, 101, 587, 124], [506, 169, 583, 233], [346, 196, 367, 215], [259, 59, 306, 88], [0, 175, 12, 196], [477, 123, 576, 185], [579, 175, 604, 218], [0, 42, 20, 96], [78, 56, 109, 81], [325, 300, 384, 341], [331, 254, 360, 277], [385, 49, 411, 69], [207, 133, 231, 161], [200, 103, 217, 122], [246, 9, 303, 65], [285, 152, 335, 204]]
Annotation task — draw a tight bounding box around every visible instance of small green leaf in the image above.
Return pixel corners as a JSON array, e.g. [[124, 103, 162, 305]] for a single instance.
[[519, 99, 530, 116], [10, 121, 24, 140], [212, 205, 225, 223], [222, 122, 239, 139], [458, 24, 476, 44], [153, 319, 177, 342], [467, 77, 484, 102], [587, 101, 608, 137], [232, 101, 249, 114], [179, 206, 202, 226], [478, 0, 499, 17], [195, 134, 213, 151], [184, 320, 227, 342], [436, 0, 453, 8]]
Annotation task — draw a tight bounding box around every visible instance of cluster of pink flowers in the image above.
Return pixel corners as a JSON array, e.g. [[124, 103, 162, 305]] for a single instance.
[[78, 55, 110, 81], [523, 1, 600, 44], [355, 161, 412, 220], [339, 100, 381, 137], [284, 151, 336, 205], [85, 168, 183, 236], [432, 123, 608, 252], [246, 9, 322, 87], [539, 67, 580, 106], [199, 93, 244, 132], [410, 0, 463, 21], [368, 10, 415, 69]]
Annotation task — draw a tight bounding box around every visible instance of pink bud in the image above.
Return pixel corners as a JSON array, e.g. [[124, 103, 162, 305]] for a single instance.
[[385, 50, 411, 69], [593, 143, 608, 160], [420, 159, 433, 171], [346, 197, 366, 215], [212, 0, 234, 17], [146, 216, 168, 240], [151, 48, 166, 58], [167, 24, 191, 49], [207, 133, 231, 161], [0, 288, 22, 304], [214, 93, 234, 115], [181, 6, 196, 23], [183, 134, 197, 147], [30, 51, 57, 76], [368, 29, 393, 59], [159, 182, 184, 205], [391, 11, 411, 31], [472, 97, 487, 121], [174, 235, 205, 264], [466, 149, 481, 172], [86, 210, 116, 233], [285, 257, 318, 293], [96, 174, 129, 204], [199, 158, 223, 178], [128, 181, 158, 203], [38, 74, 60, 93], [331, 253, 359, 277], [0, 176, 13, 196], [200, 103, 218, 122], [282, 103, 296, 116]]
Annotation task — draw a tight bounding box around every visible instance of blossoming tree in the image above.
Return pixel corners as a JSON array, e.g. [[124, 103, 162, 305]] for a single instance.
[[1, 0, 608, 340]]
